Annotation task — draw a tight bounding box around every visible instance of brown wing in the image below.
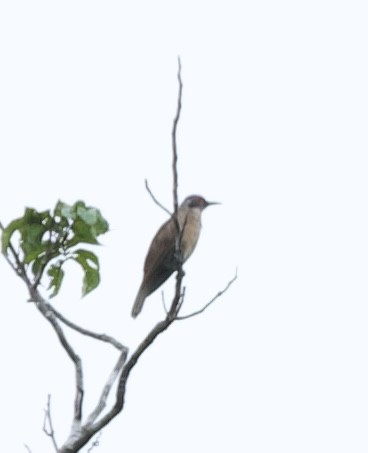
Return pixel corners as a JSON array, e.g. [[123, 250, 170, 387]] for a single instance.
[[141, 217, 177, 295]]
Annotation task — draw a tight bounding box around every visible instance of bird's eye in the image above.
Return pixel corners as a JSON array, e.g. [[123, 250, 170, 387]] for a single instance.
[[190, 197, 199, 207], [192, 196, 203, 207]]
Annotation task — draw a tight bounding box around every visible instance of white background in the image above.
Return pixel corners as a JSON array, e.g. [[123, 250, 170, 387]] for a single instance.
[[1, 1, 367, 452]]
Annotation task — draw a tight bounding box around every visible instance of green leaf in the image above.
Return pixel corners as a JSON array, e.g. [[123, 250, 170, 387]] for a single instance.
[[23, 207, 50, 225], [54, 200, 76, 220], [24, 242, 49, 264], [21, 223, 48, 263], [47, 263, 65, 298], [1, 217, 25, 253], [76, 204, 109, 234], [73, 249, 100, 296], [1, 208, 52, 261], [3, 201, 108, 298], [67, 219, 99, 247], [32, 255, 44, 277], [55, 201, 109, 248], [76, 204, 97, 225], [31, 248, 61, 277]]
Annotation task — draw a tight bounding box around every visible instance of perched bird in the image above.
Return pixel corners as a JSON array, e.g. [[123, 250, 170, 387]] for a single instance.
[[132, 195, 219, 318]]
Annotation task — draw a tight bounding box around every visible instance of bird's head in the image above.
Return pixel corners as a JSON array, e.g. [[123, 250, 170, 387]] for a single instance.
[[181, 195, 220, 210]]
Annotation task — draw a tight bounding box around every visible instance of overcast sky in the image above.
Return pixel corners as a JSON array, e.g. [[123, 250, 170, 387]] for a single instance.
[[1, 1, 367, 452]]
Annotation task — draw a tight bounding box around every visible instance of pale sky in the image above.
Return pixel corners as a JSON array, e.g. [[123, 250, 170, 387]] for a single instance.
[[1, 1, 368, 452]]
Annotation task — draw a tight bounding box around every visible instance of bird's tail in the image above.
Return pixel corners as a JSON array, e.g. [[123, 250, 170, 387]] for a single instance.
[[131, 287, 147, 318]]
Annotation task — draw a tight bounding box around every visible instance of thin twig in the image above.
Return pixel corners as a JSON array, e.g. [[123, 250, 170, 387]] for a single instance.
[[176, 286, 186, 316], [176, 271, 238, 320], [32, 291, 84, 424], [24, 445, 32, 453], [49, 304, 126, 351], [43, 394, 59, 452], [170, 57, 185, 320], [85, 349, 128, 427], [87, 431, 103, 452], [161, 291, 169, 314], [172, 56, 182, 217], [144, 180, 171, 217], [167, 260, 185, 320]]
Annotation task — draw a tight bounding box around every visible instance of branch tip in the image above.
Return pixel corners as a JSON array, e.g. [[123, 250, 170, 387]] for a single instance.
[[43, 394, 58, 452], [176, 271, 237, 320], [144, 180, 171, 216]]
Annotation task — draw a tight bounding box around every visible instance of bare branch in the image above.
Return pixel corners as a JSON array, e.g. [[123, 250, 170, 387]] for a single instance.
[[31, 290, 84, 424], [172, 56, 182, 216], [85, 349, 128, 427], [87, 431, 103, 452], [114, 316, 176, 409], [161, 291, 169, 314], [177, 286, 186, 314], [169, 57, 186, 322], [146, 57, 185, 322], [43, 394, 58, 452], [176, 271, 238, 320], [144, 180, 171, 217], [60, 315, 177, 452], [24, 444, 32, 453], [49, 304, 127, 352]]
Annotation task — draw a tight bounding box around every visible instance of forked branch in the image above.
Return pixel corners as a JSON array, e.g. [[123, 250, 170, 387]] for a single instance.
[[1, 59, 235, 453], [176, 270, 237, 320], [43, 395, 58, 452]]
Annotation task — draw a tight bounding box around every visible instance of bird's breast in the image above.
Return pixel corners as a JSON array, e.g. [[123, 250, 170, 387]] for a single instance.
[[180, 208, 202, 261]]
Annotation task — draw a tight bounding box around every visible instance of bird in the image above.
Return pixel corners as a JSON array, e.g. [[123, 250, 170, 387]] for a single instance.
[[131, 195, 219, 318]]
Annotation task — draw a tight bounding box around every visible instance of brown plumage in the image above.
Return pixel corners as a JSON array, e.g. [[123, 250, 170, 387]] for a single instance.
[[132, 195, 218, 318]]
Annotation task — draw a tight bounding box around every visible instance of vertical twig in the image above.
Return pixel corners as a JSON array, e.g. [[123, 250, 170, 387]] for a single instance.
[[170, 57, 185, 318], [172, 57, 182, 216], [43, 394, 59, 452]]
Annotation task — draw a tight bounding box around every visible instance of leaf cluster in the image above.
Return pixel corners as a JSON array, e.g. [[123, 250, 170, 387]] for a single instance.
[[1, 201, 109, 297]]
